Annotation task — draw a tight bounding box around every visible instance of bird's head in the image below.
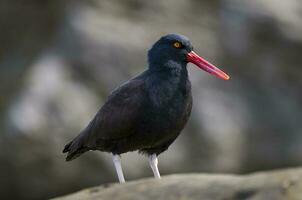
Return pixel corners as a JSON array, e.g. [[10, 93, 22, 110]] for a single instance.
[[148, 34, 229, 80]]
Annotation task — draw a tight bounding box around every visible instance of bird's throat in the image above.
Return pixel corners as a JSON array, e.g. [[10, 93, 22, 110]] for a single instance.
[[147, 65, 190, 108]]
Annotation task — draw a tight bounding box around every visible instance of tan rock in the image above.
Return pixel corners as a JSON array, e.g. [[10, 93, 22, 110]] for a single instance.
[[53, 168, 302, 200]]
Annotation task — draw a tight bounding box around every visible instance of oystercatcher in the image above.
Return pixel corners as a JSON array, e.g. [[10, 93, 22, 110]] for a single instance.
[[63, 34, 230, 183]]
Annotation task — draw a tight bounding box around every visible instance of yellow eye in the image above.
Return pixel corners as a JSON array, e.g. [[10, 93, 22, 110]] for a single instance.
[[173, 42, 182, 48]]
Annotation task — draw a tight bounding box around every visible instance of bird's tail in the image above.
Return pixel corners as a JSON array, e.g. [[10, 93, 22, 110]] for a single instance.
[[63, 135, 90, 161]]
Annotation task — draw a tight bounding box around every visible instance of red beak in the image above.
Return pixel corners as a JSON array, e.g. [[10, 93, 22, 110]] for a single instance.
[[186, 51, 230, 80]]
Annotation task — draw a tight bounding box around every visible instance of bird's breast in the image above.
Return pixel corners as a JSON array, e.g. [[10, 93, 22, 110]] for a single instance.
[[139, 77, 192, 145]]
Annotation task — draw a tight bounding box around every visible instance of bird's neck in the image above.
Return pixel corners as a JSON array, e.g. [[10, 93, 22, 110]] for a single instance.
[[149, 60, 186, 72], [146, 62, 190, 107], [148, 61, 188, 81]]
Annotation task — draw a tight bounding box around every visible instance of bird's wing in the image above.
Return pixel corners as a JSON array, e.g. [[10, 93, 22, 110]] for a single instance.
[[84, 78, 146, 143], [63, 78, 146, 160]]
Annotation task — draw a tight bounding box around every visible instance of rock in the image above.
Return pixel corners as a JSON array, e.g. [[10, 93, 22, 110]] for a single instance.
[[52, 168, 302, 200]]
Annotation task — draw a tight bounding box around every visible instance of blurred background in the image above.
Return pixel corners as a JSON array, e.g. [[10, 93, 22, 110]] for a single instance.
[[1, 0, 302, 199]]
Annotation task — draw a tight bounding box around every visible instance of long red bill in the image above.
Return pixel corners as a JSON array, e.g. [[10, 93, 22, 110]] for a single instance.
[[186, 51, 230, 80]]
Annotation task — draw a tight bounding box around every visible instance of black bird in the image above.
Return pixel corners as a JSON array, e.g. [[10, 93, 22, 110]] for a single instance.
[[63, 34, 229, 183]]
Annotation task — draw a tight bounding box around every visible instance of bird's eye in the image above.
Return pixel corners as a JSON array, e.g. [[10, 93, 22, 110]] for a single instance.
[[173, 42, 182, 49]]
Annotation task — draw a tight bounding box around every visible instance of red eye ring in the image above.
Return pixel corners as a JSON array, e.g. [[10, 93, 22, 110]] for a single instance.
[[173, 42, 182, 48]]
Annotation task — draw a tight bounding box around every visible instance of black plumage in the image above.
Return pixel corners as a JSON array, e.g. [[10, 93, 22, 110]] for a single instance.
[[63, 34, 229, 178], [64, 34, 193, 160]]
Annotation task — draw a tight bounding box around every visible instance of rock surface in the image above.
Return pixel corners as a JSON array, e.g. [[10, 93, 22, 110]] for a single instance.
[[53, 168, 302, 200]]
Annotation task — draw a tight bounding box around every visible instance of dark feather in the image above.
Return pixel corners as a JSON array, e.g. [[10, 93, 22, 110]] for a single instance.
[[63, 78, 146, 160], [63, 33, 195, 160]]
